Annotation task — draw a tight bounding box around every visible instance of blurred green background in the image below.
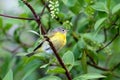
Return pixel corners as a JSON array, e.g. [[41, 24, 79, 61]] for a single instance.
[[0, 0, 120, 80]]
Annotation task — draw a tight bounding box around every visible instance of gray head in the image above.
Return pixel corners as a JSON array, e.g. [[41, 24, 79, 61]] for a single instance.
[[53, 27, 68, 34]]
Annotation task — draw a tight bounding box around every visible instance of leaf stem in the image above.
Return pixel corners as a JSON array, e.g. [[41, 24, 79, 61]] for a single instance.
[[96, 28, 119, 52], [22, 0, 72, 79], [87, 62, 110, 71]]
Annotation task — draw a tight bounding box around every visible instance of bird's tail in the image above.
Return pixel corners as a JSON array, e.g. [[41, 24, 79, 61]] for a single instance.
[[26, 52, 35, 57], [26, 41, 45, 57]]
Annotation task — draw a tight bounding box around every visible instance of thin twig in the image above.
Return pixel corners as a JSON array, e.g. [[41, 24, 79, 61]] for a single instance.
[[22, 0, 72, 80], [22, 0, 46, 34], [87, 54, 96, 65], [39, 2, 48, 17], [41, 0, 50, 12], [72, 32, 79, 42], [96, 28, 119, 52], [0, 14, 35, 20], [45, 36, 72, 80], [111, 62, 120, 71], [22, 0, 38, 19], [87, 62, 110, 71], [85, 49, 96, 65]]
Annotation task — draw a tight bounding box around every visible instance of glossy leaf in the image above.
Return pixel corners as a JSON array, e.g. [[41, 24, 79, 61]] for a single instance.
[[28, 30, 40, 36], [62, 51, 74, 71], [74, 73, 106, 80], [40, 64, 49, 68], [92, 2, 108, 13], [22, 58, 41, 80], [94, 17, 106, 32], [47, 67, 65, 74], [62, 51, 74, 65], [3, 69, 13, 80], [112, 3, 120, 14]]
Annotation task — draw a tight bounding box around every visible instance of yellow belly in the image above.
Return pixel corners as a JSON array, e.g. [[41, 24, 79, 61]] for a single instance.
[[50, 32, 66, 51]]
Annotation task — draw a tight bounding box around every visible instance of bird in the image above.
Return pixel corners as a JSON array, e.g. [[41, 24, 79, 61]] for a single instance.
[[26, 27, 68, 57]]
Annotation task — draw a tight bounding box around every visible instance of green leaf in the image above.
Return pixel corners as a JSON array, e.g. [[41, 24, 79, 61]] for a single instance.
[[94, 17, 106, 33], [92, 2, 108, 13], [81, 52, 87, 73], [0, 48, 11, 77], [22, 59, 41, 80], [61, 0, 81, 14], [16, 52, 29, 56], [112, 3, 120, 14], [0, 18, 3, 28], [61, 0, 77, 7], [84, 0, 91, 3], [62, 51, 74, 65], [73, 73, 106, 80], [87, 49, 98, 64], [18, 0, 24, 6], [28, 30, 40, 36], [40, 64, 49, 68], [106, 0, 111, 10], [62, 51, 74, 71], [4, 23, 12, 31], [3, 69, 13, 80], [19, 13, 28, 18], [47, 67, 65, 74], [39, 76, 61, 80]]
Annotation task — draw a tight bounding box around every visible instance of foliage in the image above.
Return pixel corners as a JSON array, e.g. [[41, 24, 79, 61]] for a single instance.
[[0, 0, 120, 80]]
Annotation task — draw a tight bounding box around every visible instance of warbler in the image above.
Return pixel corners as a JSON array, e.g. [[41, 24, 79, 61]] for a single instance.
[[27, 27, 68, 57]]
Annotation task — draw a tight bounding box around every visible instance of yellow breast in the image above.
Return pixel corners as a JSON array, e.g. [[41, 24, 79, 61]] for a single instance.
[[50, 32, 66, 51]]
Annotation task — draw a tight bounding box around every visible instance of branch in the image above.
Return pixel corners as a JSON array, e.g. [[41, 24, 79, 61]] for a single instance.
[[72, 32, 79, 42], [44, 36, 72, 80], [22, 0, 46, 34], [111, 62, 120, 71], [39, 2, 48, 17], [22, 0, 72, 80], [22, 0, 38, 19], [0, 14, 35, 20], [87, 62, 110, 71], [41, 0, 50, 12], [87, 54, 96, 65], [96, 28, 119, 52]]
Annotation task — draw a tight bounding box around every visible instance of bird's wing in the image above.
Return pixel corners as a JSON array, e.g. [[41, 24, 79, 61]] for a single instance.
[[26, 41, 45, 57], [33, 41, 45, 51]]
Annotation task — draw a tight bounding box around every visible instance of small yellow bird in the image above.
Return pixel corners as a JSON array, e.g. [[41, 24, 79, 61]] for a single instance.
[[27, 27, 68, 57]]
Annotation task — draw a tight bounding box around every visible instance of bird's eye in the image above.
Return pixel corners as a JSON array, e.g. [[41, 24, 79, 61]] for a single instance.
[[62, 29, 64, 31]]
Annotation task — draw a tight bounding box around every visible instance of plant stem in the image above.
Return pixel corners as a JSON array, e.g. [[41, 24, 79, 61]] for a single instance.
[[45, 36, 72, 80], [0, 14, 34, 20], [87, 62, 110, 71], [96, 28, 119, 52], [22, 0, 46, 34], [23, 0, 72, 79]]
